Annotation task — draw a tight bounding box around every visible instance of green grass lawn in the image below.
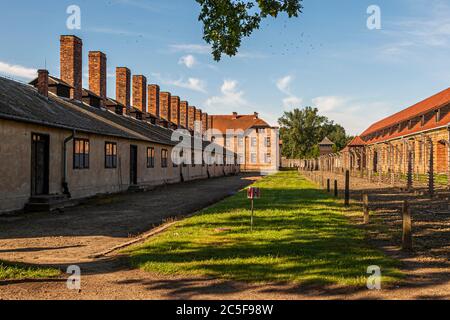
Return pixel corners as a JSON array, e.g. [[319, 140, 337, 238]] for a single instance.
[[0, 260, 60, 281], [127, 171, 402, 286]]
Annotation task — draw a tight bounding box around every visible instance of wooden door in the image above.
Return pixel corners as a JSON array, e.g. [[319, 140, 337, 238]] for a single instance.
[[31, 134, 49, 196], [130, 145, 138, 185]]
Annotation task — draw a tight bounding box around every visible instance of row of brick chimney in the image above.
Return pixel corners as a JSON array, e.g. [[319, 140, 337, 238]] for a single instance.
[[38, 35, 209, 132]]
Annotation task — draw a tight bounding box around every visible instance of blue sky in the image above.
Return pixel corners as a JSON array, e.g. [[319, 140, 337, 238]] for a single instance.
[[1, 0, 449, 134]]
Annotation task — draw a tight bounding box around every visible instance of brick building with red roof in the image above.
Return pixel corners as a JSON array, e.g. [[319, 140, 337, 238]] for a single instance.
[[208, 112, 280, 172], [314, 88, 450, 184]]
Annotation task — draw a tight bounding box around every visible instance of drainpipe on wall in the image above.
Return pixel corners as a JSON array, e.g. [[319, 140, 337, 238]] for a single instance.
[[63, 130, 75, 198]]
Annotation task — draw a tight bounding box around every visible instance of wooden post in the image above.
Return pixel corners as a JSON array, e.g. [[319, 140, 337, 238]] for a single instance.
[[334, 180, 338, 197], [251, 198, 254, 232], [327, 179, 331, 193], [402, 200, 413, 251], [363, 194, 369, 224], [345, 170, 350, 207]]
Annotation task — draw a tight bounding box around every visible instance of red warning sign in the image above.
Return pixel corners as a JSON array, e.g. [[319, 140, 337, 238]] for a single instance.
[[247, 187, 261, 199]]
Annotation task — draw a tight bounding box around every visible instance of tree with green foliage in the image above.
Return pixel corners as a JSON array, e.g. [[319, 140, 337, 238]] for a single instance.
[[196, 0, 303, 61], [278, 107, 353, 159]]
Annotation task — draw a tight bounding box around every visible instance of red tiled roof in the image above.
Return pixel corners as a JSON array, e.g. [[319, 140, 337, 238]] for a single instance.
[[361, 87, 450, 140], [347, 136, 366, 147], [210, 114, 271, 132]]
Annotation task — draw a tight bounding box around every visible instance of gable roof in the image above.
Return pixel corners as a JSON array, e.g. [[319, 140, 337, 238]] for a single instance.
[[70, 101, 178, 146], [29, 75, 73, 88], [347, 136, 366, 147], [0, 76, 144, 141], [210, 114, 271, 132], [319, 137, 334, 146], [361, 87, 450, 138]]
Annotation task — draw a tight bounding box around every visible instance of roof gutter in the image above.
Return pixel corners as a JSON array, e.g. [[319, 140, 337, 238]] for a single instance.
[[366, 123, 450, 146]]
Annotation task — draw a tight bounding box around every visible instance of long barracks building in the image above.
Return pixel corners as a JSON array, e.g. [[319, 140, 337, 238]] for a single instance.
[[308, 87, 450, 186], [0, 35, 279, 213]]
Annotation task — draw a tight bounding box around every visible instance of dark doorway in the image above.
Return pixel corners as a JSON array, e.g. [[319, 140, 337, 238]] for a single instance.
[[31, 133, 50, 196], [130, 145, 138, 185]]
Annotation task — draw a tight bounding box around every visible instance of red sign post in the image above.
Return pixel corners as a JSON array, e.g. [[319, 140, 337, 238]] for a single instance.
[[247, 187, 261, 231]]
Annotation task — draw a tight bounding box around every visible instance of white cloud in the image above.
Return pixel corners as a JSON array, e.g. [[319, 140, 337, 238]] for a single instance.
[[169, 43, 266, 59], [276, 75, 302, 109], [178, 55, 196, 68], [380, 1, 450, 58], [172, 78, 207, 93], [312, 96, 349, 112], [205, 80, 249, 112], [152, 73, 207, 93], [112, 0, 165, 12], [311, 95, 393, 135], [276, 75, 293, 95], [0, 61, 37, 80], [170, 44, 211, 54], [282, 96, 303, 109]]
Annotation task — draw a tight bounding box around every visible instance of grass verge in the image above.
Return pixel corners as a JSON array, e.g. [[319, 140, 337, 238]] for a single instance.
[[126, 171, 402, 286], [0, 260, 60, 281]]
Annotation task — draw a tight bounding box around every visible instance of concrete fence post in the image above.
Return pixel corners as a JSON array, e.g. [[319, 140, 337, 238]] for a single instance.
[[402, 200, 413, 251], [345, 170, 350, 207], [334, 180, 338, 197], [407, 150, 413, 191], [363, 193, 369, 224], [428, 140, 434, 197]]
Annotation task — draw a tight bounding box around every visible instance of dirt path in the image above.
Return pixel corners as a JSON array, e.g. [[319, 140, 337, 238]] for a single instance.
[[1, 256, 448, 300], [0, 172, 448, 300], [0, 174, 258, 265]]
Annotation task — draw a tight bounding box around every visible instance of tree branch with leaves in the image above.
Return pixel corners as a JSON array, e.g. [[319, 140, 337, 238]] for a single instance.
[[196, 0, 303, 61]]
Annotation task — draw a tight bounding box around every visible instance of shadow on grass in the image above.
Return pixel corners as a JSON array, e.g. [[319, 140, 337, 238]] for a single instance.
[[127, 172, 403, 288]]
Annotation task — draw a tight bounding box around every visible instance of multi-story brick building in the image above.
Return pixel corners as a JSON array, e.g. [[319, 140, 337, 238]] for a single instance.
[[208, 112, 280, 173]]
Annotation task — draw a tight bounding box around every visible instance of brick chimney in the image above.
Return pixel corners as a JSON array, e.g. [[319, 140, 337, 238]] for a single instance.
[[232, 112, 238, 120], [202, 112, 208, 133], [160, 92, 171, 122], [170, 96, 181, 127], [148, 84, 160, 118], [254, 112, 259, 119], [37, 69, 49, 97], [116, 67, 131, 109], [188, 106, 196, 131], [60, 35, 82, 101], [208, 115, 213, 129], [194, 109, 203, 133], [88, 51, 107, 106], [195, 109, 202, 123], [132, 75, 147, 113], [179, 101, 189, 128]]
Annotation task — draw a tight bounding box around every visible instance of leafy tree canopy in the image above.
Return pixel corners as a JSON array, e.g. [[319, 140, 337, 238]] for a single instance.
[[196, 0, 303, 61], [278, 107, 353, 159]]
